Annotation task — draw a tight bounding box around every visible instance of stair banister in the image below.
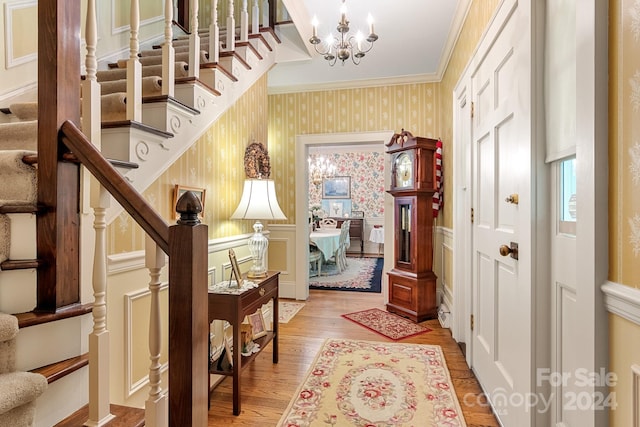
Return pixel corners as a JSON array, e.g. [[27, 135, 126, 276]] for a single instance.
[[61, 120, 209, 426], [127, 0, 142, 121], [145, 236, 168, 427], [240, 0, 249, 42], [188, 0, 200, 78], [163, 0, 176, 97], [209, 0, 220, 63]]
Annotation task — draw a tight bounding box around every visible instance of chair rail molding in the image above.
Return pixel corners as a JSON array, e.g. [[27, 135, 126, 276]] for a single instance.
[[602, 280, 640, 326]]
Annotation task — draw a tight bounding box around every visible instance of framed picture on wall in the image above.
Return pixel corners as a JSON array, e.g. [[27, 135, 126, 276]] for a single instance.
[[322, 176, 351, 199], [173, 185, 206, 219]]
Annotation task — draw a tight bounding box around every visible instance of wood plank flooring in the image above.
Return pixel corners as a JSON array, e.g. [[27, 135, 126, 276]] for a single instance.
[[207, 288, 500, 426]]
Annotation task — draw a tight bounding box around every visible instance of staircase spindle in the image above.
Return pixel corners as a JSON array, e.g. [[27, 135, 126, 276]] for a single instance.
[[162, 0, 175, 96], [127, 0, 142, 121], [226, 0, 236, 52], [261, 0, 269, 28], [209, 0, 220, 63], [188, 0, 200, 78], [144, 237, 168, 427], [81, 0, 101, 146], [240, 0, 249, 42], [251, 0, 259, 34], [87, 185, 115, 426]]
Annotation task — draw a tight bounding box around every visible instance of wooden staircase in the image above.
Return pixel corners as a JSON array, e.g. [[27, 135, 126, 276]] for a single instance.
[[0, 0, 281, 425]]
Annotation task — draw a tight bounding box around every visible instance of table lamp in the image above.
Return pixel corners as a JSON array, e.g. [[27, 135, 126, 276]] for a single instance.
[[230, 178, 287, 278]]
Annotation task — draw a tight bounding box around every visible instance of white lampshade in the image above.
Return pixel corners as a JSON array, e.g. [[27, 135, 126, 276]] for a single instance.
[[230, 178, 286, 279], [230, 179, 287, 220]]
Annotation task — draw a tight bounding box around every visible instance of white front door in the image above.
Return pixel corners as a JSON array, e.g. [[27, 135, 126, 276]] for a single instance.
[[470, 1, 535, 425]]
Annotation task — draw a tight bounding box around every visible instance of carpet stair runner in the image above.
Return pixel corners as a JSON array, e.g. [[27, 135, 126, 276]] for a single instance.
[[0, 312, 47, 426]]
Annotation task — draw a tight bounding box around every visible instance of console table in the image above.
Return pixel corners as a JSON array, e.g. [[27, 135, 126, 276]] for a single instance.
[[208, 271, 279, 415], [332, 217, 364, 254]]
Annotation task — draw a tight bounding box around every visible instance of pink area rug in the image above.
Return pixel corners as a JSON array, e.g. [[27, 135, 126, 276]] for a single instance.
[[277, 338, 467, 427], [342, 308, 431, 340]]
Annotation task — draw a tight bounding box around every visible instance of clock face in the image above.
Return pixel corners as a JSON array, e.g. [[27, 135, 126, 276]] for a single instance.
[[394, 152, 413, 188]]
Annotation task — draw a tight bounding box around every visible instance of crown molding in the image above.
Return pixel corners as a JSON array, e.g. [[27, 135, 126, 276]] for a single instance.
[[267, 72, 440, 94], [435, 0, 473, 80]]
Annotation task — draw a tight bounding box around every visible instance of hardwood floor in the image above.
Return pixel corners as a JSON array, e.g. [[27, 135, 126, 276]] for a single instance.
[[207, 288, 500, 426]]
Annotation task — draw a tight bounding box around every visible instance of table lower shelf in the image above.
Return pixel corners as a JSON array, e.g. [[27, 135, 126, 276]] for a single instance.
[[209, 331, 275, 376]]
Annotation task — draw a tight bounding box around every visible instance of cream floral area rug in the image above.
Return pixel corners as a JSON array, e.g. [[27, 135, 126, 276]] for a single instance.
[[277, 339, 467, 427], [279, 300, 305, 323]]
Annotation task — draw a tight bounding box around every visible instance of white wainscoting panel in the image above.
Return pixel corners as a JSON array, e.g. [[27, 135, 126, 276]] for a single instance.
[[4, 1, 37, 68]]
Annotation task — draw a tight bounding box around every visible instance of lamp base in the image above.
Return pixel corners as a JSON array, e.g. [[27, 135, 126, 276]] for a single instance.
[[247, 220, 269, 279], [246, 271, 268, 279]]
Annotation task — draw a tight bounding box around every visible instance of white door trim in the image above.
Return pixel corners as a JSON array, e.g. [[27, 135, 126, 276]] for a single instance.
[[294, 131, 395, 301]]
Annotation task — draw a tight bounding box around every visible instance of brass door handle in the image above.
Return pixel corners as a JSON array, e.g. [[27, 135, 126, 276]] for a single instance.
[[499, 242, 519, 260], [505, 194, 519, 204]]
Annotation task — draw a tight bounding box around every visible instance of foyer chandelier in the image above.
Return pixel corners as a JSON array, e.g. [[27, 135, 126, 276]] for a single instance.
[[308, 156, 336, 186], [308, 0, 378, 66]]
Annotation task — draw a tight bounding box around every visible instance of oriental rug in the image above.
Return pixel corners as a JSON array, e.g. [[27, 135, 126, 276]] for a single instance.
[[279, 300, 305, 323], [342, 308, 432, 340], [309, 257, 383, 293], [277, 338, 467, 427]]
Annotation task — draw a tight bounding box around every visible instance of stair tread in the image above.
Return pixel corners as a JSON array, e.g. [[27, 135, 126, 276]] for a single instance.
[[15, 303, 93, 328], [31, 353, 89, 384], [54, 403, 144, 427], [0, 259, 41, 270], [0, 203, 38, 214]]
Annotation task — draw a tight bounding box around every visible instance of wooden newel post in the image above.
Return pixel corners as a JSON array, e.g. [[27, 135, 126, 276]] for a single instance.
[[168, 191, 208, 427]]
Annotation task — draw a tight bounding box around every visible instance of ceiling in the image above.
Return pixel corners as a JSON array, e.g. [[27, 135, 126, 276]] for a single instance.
[[267, 0, 470, 93]]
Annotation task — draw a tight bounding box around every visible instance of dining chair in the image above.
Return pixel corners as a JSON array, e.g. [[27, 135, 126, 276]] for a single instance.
[[308, 243, 323, 277], [339, 220, 351, 269], [319, 218, 337, 228]]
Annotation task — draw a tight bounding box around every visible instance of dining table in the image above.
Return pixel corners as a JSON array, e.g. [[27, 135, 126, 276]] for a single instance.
[[309, 228, 347, 260]]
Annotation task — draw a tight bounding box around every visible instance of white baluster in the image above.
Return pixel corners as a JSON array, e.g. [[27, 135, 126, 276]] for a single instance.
[[84, 3, 112, 422], [81, 0, 101, 145], [127, 0, 142, 121], [209, 0, 220, 63], [86, 183, 115, 426], [240, 0, 248, 42], [226, 0, 235, 51], [144, 237, 168, 427], [162, 0, 175, 96], [251, 0, 259, 34], [189, 0, 200, 77], [261, 0, 269, 28]]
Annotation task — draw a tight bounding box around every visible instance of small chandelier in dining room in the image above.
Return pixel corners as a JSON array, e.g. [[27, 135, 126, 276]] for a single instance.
[[308, 0, 378, 66], [308, 156, 336, 186]]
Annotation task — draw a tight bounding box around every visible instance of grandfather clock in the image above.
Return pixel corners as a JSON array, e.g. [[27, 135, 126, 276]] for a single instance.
[[386, 130, 438, 322]]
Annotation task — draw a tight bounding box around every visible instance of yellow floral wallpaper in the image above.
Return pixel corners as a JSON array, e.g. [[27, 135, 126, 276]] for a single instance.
[[609, 0, 640, 425], [610, 0, 640, 289], [437, 0, 500, 228], [107, 75, 269, 254], [268, 84, 440, 222]]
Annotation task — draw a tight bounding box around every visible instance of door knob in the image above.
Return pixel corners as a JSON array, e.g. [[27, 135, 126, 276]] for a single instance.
[[505, 194, 519, 204], [499, 242, 519, 260]]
